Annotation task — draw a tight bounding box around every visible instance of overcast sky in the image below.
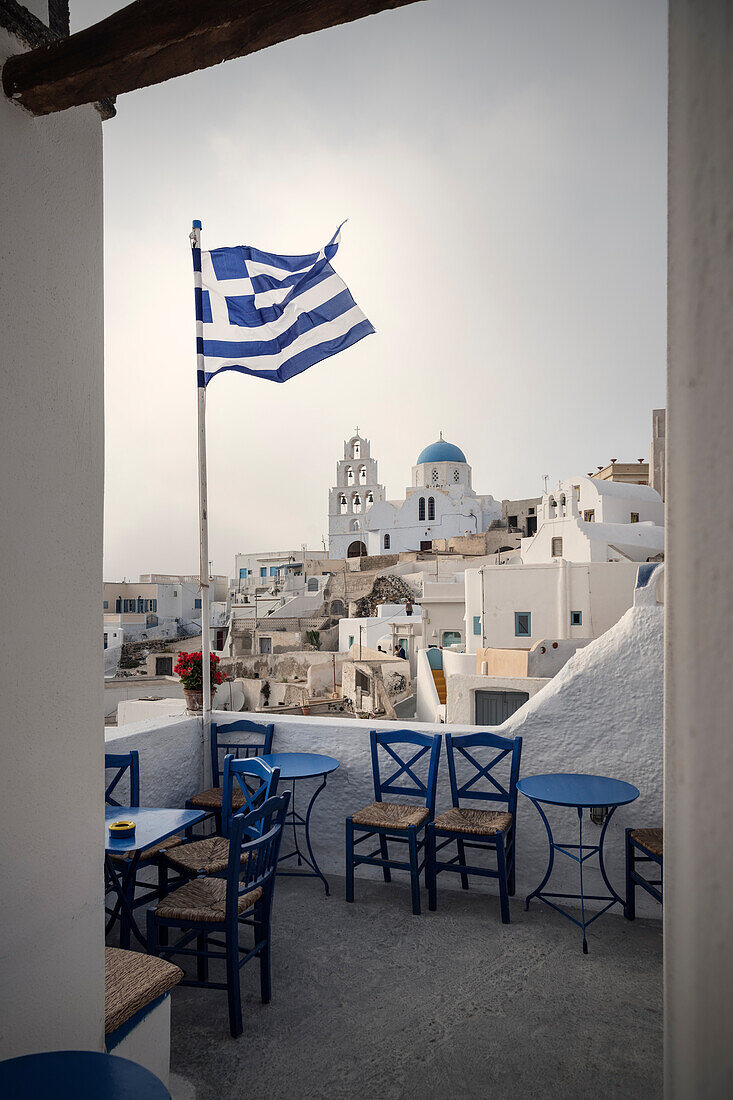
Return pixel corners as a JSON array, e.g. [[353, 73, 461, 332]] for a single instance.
[[72, 0, 667, 581]]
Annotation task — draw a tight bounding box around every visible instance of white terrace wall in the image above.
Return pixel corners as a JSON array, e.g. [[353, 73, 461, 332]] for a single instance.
[[0, 27, 105, 1060], [116, 588, 662, 921]]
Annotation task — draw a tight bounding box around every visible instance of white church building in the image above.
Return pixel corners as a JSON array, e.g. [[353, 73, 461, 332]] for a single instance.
[[328, 431, 501, 558]]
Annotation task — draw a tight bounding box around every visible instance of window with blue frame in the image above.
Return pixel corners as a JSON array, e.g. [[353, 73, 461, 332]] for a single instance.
[[260, 567, 267, 578], [195, 598, 202, 609], [239, 567, 247, 578], [473, 615, 481, 635], [151, 599, 157, 612], [515, 612, 531, 637], [103, 600, 108, 609], [270, 567, 278, 576], [571, 610, 583, 626]]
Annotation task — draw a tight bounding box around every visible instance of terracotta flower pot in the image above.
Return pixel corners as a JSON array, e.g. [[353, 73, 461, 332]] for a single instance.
[[184, 688, 215, 712]]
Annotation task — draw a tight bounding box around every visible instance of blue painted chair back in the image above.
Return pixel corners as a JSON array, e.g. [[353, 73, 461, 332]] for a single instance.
[[226, 791, 291, 919], [210, 719, 274, 788], [105, 751, 140, 807], [445, 730, 522, 814], [221, 755, 280, 838], [370, 729, 442, 817]]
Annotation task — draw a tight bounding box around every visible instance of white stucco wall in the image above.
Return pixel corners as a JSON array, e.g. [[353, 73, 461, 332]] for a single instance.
[[465, 561, 640, 653], [0, 27, 105, 1059]]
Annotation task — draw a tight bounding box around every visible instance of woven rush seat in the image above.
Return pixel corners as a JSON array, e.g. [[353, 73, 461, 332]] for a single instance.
[[155, 877, 263, 923], [630, 827, 663, 857], [108, 834, 184, 863], [105, 947, 182, 1034], [164, 836, 250, 876], [188, 786, 246, 811], [351, 800, 430, 830], [432, 806, 513, 836]]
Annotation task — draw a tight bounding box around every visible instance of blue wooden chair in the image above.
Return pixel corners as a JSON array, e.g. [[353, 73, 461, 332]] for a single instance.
[[426, 731, 522, 924], [186, 719, 274, 834], [147, 791, 290, 1038], [625, 827, 663, 918], [164, 757, 280, 880], [346, 729, 441, 915], [105, 751, 185, 947]]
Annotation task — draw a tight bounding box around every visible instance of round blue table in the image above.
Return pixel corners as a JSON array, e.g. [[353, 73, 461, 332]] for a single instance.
[[0, 1051, 170, 1098], [259, 752, 340, 896], [517, 773, 639, 953]]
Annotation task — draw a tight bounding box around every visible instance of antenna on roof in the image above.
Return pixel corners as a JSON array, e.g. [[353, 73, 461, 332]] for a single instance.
[[439, 430, 443, 440]]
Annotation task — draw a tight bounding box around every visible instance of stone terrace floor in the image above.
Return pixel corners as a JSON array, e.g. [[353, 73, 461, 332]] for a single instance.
[[166, 874, 662, 1100]]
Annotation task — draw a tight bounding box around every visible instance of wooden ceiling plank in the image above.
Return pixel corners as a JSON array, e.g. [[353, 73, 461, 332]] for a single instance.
[[2, 0, 424, 116]]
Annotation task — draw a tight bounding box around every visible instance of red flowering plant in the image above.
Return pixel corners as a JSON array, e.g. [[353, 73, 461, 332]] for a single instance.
[[174, 651, 226, 692]]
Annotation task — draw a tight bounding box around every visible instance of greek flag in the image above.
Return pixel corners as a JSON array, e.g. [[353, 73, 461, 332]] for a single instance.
[[193, 223, 374, 385]]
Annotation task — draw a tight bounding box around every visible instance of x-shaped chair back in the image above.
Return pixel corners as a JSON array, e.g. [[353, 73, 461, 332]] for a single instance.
[[371, 728, 442, 816], [105, 751, 140, 807], [211, 719, 274, 788], [221, 755, 280, 838], [445, 730, 522, 813]]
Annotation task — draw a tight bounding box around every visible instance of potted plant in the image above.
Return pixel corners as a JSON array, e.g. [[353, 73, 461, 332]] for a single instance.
[[174, 650, 225, 711]]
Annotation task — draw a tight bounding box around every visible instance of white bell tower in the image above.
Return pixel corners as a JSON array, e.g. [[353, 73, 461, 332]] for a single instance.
[[328, 430, 386, 559]]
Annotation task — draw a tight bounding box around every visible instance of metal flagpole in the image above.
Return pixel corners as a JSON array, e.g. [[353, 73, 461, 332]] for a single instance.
[[190, 219, 212, 784]]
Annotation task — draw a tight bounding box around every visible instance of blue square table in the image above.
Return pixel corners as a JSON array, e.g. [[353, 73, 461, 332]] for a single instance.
[[517, 773, 639, 953], [105, 806, 206, 949]]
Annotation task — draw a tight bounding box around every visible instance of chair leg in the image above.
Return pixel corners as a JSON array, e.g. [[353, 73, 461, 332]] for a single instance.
[[408, 829, 421, 916], [197, 933, 208, 982], [496, 834, 510, 924], [119, 872, 134, 949], [379, 833, 391, 882], [157, 862, 169, 945], [146, 909, 158, 955], [259, 916, 272, 1005], [345, 819, 355, 903], [226, 920, 243, 1038], [508, 826, 517, 896], [625, 831, 636, 920], [456, 839, 470, 890], [426, 825, 437, 912]]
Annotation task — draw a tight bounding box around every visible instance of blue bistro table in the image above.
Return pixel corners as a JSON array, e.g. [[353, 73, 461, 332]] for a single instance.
[[259, 752, 340, 896], [518, 773, 639, 953], [0, 1051, 170, 1098], [105, 805, 206, 949]]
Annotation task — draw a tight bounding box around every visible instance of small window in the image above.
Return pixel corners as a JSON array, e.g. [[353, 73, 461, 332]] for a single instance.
[[573, 485, 581, 501], [115, 598, 122, 613], [528, 507, 535, 516], [103, 633, 108, 649], [151, 599, 157, 612], [473, 615, 481, 636], [239, 567, 247, 578], [515, 612, 531, 638], [453, 469, 460, 483], [630, 512, 640, 523], [348, 635, 354, 648], [443, 630, 462, 647], [418, 497, 426, 521], [571, 610, 583, 626], [384, 533, 390, 549], [508, 515, 518, 528], [584, 510, 595, 522], [216, 630, 225, 650], [551, 537, 563, 557], [195, 598, 202, 609], [431, 468, 439, 484], [270, 567, 278, 576], [103, 600, 108, 609], [428, 496, 435, 520], [260, 567, 267, 578]]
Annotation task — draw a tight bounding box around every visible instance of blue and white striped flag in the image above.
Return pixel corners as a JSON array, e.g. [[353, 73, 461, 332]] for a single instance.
[[193, 223, 374, 385]]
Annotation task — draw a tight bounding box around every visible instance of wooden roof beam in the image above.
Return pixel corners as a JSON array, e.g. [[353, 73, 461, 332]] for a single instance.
[[2, 0, 424, 117]]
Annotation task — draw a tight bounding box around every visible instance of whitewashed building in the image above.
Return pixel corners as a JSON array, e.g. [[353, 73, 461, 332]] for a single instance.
[[328, 431, 501, 558], [520, 476, 665, 564], [103, 574, 227, 642]]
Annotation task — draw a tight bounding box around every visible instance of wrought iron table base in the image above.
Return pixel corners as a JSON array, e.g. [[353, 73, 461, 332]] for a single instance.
[[105, 852, 149, 949], [525, 802, 624, 953], [276, 774, 331, 896]]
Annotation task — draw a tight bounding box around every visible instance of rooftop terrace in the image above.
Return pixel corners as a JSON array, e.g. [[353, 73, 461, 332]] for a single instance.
[[163, 873, 662, 1099]]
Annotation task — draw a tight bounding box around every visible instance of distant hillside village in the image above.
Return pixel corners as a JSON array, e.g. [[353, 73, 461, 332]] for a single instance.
[[104, 409, 666, 728]]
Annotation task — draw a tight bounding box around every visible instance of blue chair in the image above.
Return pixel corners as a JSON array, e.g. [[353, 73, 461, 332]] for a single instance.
[[186, 719, 274, 833], [346, 729, 441, 915], [164, 757, 280, 880], [147, 791, 290, 1038], [426, 731, 522, 924], [105, 751, 185, 947], [625, 827, 663, 918]]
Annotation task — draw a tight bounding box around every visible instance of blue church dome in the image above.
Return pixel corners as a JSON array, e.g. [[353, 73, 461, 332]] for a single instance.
[[416, 439, 467, 465]]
